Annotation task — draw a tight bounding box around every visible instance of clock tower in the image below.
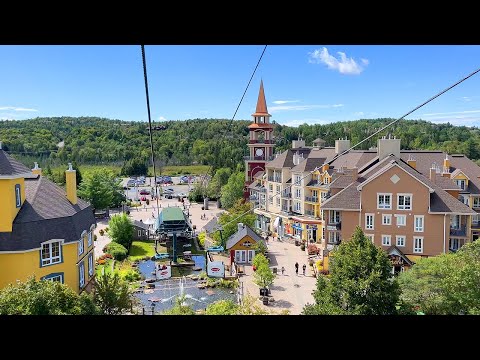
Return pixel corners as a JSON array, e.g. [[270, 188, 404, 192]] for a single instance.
[[244, 80, 274, 198]]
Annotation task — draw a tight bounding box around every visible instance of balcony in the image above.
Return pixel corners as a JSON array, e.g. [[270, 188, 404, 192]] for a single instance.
[[244, 155, 275, 161], [472, 221, 480, 229], [249, 139, 273, 144], [281, 192, 291, 198], [249, 195, 259, 202], [268, 176, 281, 182], [326, 222, 341, 230], [305, 196, 318, 203], [450, 225, 467, 237], [305, 210, 316, 217]]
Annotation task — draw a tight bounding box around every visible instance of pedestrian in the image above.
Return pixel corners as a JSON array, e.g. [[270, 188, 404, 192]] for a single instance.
[[303, 264, 306, 276], [295, 262, 299, 276], [281, 266, 285, 275]]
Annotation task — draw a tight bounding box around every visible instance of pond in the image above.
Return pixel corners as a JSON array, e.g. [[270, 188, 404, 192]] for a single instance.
[[133, 255, 236, 314]]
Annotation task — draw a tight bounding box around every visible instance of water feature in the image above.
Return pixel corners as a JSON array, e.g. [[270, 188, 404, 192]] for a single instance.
[[134, 255, 236, 314]]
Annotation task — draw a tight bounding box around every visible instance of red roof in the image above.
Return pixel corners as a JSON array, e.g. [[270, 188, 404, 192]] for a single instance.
[[251, 80, 271, 117]]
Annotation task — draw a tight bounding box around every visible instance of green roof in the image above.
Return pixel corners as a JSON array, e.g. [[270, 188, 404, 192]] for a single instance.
[[160, 207, 186, 222]]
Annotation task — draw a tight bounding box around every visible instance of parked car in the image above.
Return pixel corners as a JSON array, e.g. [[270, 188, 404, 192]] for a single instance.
[[177, 192, 187, 198], [139, 189, 150, 195], [164, 188, 174, 193]]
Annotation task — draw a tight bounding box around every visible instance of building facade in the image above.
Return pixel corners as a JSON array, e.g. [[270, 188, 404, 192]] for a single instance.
[[0, 149, 96, 294], [247, 134, 480, 266]]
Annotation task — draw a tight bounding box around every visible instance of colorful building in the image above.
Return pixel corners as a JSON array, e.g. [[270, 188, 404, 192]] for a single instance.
[[226, 223, 264, 264], [0, 148, 96, 293]]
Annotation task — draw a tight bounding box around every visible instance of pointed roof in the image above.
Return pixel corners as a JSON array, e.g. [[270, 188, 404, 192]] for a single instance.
[[252, 80, 271, 117]]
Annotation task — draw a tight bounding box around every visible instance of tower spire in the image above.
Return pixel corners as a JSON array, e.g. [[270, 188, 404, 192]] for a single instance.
[[252, 79, 270, 116]]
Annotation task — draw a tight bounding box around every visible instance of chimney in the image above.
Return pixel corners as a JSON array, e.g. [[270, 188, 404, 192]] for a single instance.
[[237, 223, 244, 232], [292, 139, 305, 149], [377, 135, 400, 161], [335, 138, 351, 155], [65, 163, 77, 205], [407, 154, 416, 169], [442, 154, 450, 176], [32, 162, 42, 176], [322, 163, 330, 173], [429, 164, 436, 184], [352, 167, 358, 181]]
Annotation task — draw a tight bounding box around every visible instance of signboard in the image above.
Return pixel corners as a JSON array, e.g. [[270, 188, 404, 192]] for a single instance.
[[207, 260, 225, 278], [327, 225, 337, 231], [155, 264, 172, 280], [306, 225, 318, 230]]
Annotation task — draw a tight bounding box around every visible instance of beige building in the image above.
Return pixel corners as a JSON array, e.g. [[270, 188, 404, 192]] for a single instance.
[[248, 135, 480, 269]]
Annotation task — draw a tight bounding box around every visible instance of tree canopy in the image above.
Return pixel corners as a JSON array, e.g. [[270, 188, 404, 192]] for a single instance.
[[220, 172, 245, 210], [78, 168, 123, 209], [108, 213, 134, 250], [94, 272, 132, 315], [303, 226, 400, 315], [212, 200, 256, 247], [0, 277, 99, 315]]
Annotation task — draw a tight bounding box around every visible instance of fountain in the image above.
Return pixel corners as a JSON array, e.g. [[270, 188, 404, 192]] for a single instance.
[[134, 256, 236, 314]]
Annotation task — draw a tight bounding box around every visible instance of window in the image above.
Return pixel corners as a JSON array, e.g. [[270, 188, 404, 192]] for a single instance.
[[414, 215, 424, 232], [269, 196, 273, 205], [294, 201, 301, 212], [295, 175, 301, 185], [396, 214, 406, 226], [449, 238, 460, 251], [413, 237, 423, 253], [88, 253, 94, 277], [88, 231, 93, 247], [295, 188, 301, 199], [324, 176, 330, 184], [15, 184, 21, 208], [473, 214, 480, 225], [78, 237, 84, 256], [276, 185, 280, 194], [382, 214, 392, 225], [276, 197, 280, 206], [365, 234, 374, 243], [41, 241, 62, 266], [329, 210, 340, 224], [269, 184, 273, 191], [381, 235, 391, 246], [473, 197, 480, 209], [365, 213, 374, 230], [138, 230, 142, 237], [328, 232, 341, 244], [396, 235, 405, 247], [397, 194, 412, 210], [377, 193, 392, 209], [42, 273, 64, 283], [321, 192, 328, 201], [79, 262, 85, 289], [455, 179, 466, 190]]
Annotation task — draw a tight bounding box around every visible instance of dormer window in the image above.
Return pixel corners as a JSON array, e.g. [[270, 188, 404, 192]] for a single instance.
[[15, 184, 21, 208], [455, 179, 466, 190]]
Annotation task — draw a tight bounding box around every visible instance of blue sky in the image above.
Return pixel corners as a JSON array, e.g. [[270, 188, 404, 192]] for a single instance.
[[1, 45, 480, 127]]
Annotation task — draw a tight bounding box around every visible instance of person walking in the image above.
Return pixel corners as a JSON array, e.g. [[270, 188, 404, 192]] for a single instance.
[[281, 266, 285, 275], [295, 262, 299, 276], [302, 264, 306, 276]]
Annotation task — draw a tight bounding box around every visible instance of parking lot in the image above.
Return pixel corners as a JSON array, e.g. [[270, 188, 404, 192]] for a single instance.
[[121, 176, 193, 201]]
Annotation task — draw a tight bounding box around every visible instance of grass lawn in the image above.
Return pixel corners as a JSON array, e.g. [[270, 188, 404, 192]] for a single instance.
[[95, 259, 115, 277], [128, 240, 167, 261]]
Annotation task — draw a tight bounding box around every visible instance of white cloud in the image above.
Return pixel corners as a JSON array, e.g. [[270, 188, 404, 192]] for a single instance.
[[272, 100, 300, 105], [308, 47, 368, 75], [461, 96, 472, 102], [270, 104, 344, 113], [354, 111, 364, 117], [422, 109, 480, 117], [158, 116, 167, 121], [0, 106, 38, 112]]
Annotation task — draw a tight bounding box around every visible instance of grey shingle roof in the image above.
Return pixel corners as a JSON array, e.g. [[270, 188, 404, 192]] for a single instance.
[[329, 174, 355, 189], [226, 224, 264, 249], [0, 175, 96, 251], [321, 181, 362, 210], [253, 171, 264, 179], [266, 148, 312, 169], [0, 150, 32, 177], [328, 151, 377, 170], [134, 220, 150, 230], [203, 215, 221, 234], [291, 157, 327, 173]]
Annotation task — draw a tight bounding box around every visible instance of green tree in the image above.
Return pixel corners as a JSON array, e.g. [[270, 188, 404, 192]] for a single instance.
[[0, 277, 99, 315], [212, 200, 255, 247], [205, 299, 239, 315], [108, 213, 134, 250], [252, 253, 269, 269], [220, 172, 245, 210], [253, 239, 268, 256], [303, 226, 400, 315], [207, 167, 232, 199], [398, 241, 480, 315], [94, 272, 132, 315], [162, 295, 195, 315], [121, 158, 148, 176], [78, 169, 121, 210], [253, 257, 276, 290]]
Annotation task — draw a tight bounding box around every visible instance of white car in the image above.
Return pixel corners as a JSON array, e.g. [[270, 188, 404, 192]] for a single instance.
[[164, 188, 174, 193]]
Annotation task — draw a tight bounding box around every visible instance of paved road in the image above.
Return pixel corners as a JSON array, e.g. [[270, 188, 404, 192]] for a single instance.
[[242, 239, 317, 314]]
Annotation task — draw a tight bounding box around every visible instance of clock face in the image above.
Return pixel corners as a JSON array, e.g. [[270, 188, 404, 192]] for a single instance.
[[256, 148, 264, 156]]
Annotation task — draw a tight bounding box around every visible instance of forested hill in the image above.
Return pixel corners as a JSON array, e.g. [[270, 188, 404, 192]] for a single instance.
[[1, 116, 480, 170]]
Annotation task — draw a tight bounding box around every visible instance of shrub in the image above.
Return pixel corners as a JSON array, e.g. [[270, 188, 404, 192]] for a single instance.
[[105, 242, 128, 261], [97, 259, 106, 265], [99, 229, 105, 236], [122, 269, 141, 282], [198, 232, 206, 248]]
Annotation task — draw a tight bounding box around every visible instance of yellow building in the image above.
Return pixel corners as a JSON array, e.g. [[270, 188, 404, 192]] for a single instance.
[[0, 149, 96, 294]]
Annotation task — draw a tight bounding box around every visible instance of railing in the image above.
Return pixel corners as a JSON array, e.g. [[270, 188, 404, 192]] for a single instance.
[[305, 210, 315, 217], [281, 192, 291, 198], [305, 196, 318, 202], [327, 239, 341, 245], [244, 156, 275, 161], [327, 222, 341, 230], [268, 176, 281, 182], [472, 221, 480, 228], [450, 225, 467, 236], [249, 139, 272, 144]]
